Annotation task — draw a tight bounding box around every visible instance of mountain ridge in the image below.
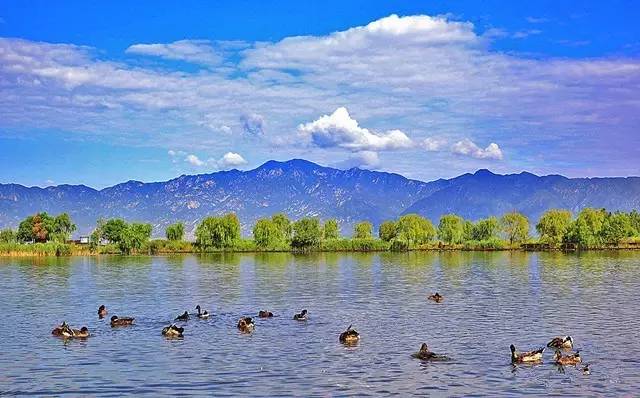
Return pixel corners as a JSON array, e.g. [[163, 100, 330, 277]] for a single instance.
[[1, 159, 639, 237]]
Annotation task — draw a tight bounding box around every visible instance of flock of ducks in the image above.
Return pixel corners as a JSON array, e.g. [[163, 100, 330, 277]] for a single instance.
[[52, 293, 590, 373]]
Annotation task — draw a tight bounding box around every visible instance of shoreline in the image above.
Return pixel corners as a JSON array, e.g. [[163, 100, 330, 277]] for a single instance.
[[1, 244, 639, 257]]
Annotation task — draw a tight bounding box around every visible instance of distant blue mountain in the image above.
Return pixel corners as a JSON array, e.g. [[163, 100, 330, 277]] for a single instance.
[[0, 160, 638, 237]]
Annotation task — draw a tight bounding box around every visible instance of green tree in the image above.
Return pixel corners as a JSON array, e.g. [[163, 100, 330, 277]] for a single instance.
[[472, 217, 500, 241], [600, 212, 634, 244], [500, 212, 529, 244], [52, 213, 76, 242], [353, 221, 373, 239], [378, 220, 397, 242], [102, 218, 128, 243], [396, 214, 435, 245], [0, 229, 16, 243], [271, 213, 292, 241], [438, 214, 465, 244], [462, 220, 474, 241], [291, 217, 322, 248], [166, 222, 185, 241], [16, 212, 56, 243], [536, 209, 572, 245], [118, 223, 152, 254], [323, 219, 340, 240], [253, 218, 281, 248], [629, 210, 640, 236], [195, 214, 241, 249], [564, 208, 606, 247]]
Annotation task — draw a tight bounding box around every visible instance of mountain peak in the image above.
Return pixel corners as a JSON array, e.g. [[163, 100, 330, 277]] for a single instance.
[[474, 169, 495, 176]]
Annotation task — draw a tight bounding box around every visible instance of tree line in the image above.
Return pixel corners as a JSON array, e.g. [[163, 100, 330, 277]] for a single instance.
[[1, 208, 639, 253]]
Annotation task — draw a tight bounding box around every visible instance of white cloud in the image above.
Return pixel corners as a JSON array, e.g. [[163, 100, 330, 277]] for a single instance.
[[298, 107, 413, 151], [171, 151, 247, 169], [218, 152, 247, 168], [126, 40, 221, 65], [451, 139, 503, 160], [185, 154, 205, 166], [422, 137, 448, 151], [335, 151, 381, 170]]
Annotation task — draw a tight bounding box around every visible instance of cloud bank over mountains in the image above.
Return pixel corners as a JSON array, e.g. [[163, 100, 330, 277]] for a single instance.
[[0, 14, 638, 178]]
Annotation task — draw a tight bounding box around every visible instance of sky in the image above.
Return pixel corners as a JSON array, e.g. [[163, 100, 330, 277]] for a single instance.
[[1, 0, 639, 188]]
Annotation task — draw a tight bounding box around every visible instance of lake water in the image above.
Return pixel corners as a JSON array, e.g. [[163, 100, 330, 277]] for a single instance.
[[0, 251, 638, 396]]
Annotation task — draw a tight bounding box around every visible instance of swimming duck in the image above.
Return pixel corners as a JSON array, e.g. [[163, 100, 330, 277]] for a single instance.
[[428, 293, 444, 303], [582, 363, 591, 375], [510, 344, 544, 363], [98, 305, 108, 319], [554, 350, 582, 366], [195, 305, 210, 319], [110, 315, 135, 327], [547, 335, 573, 349], [175, 311, 190, 322], [162, 324, 184, 338], [70, 326, 90, 338], [339, 325, 360, 345], [411, 343, 450, 361], [258, 310, 274, 318], [293, 309, 308, 321], [51, 322, 71, 337], [237, 317, 255, 333]]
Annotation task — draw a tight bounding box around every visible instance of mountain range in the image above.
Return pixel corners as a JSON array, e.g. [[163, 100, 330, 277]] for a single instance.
[[1, 159, 639, 237]]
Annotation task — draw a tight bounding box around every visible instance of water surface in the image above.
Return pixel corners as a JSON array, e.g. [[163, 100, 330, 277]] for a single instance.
[[0, 251, 638, 396]]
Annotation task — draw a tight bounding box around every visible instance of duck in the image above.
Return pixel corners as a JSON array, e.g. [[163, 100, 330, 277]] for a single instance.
[[547, 335, 573, 349], [162, 324, 184, 338], [582, 363, 591, 375], [237, 317, 255, 333], [510, 344, 544, 363], [339, 325, 360, 345], [110, 315, 135, 327], [51, 322, 72, 337], [428, 293, 444, 303], [70, 326, 90, 338], [98, 305, 108, 319], [411, 343, 450, 361], [293, 309, 308, 321], [258, 310, 274, 318], [195, 305, 210, 319], [554, 350, 582, 366], [175, 311, 190, 322]]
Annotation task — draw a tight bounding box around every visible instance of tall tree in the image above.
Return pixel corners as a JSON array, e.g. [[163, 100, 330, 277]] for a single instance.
[[378, 220, 397, 242], [536, 209, 572, 245], [323, 219, 340, 240], [396, 214, 435, 245], [438, 214, 465, 244], [500, 212, 529, 244], [472, 217, 500, 241], [353, 221, 373, 239], [166, 222, 185, 241], [291, 218, 322, 248]]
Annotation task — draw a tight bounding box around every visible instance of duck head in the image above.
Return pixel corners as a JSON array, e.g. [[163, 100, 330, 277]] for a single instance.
[[111, 315, 119, 322], [301, 309, 308, 316], [420, 343, 429, 352]]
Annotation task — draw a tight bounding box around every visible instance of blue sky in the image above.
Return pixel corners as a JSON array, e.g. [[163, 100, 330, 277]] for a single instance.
[[1, 1, 639, 187]]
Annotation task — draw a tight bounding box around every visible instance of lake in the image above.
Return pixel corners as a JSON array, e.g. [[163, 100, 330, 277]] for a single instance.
[[0, 251, 638, 396]]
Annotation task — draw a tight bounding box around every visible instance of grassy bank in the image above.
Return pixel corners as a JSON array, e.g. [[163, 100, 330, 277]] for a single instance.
[[2, 237, 639, 257]]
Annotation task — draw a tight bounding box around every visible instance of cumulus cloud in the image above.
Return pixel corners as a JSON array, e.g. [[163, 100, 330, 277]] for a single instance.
[[298, 107, 413, 151], [126, 39, 221, 65], [241, 113, 265, 135], [170, 151, 247, 169], [422, 137, 448, 151], [334, 151, 381, 170], [217, 152, 247, 168], [451, 139, 503, 160]]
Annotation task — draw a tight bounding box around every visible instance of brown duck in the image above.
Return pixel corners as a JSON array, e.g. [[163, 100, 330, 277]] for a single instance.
[[110, 315, 135, 327], [510, 344, 544, 363], [428, 293, 444, 303], [237, 317, 255, 333], [339, 325, 360, 345], [258, 310, 274, 318]]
